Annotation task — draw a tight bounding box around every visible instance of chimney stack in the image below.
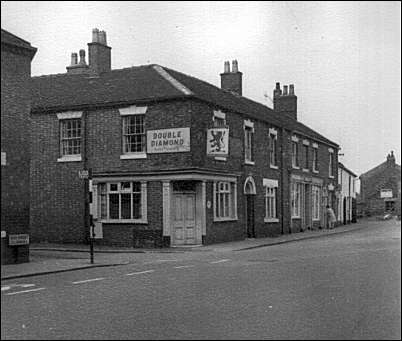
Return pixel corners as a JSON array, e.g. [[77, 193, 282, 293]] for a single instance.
[[78, 49, 86, 65], [220, 59, 242, 96], [88, 28, 112, 74], [70, 53, 78, 66], [273, 82, 298, 120]]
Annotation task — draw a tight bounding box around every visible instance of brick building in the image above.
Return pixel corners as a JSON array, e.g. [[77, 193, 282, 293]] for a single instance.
[[1, 29, 37, 263], [359, 151, 401, 217], [337, 162, 357, 224], [30, 29, 339, 247]]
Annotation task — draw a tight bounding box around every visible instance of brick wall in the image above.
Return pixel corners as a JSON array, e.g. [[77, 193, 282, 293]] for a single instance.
[[1, 47, 33, 263]]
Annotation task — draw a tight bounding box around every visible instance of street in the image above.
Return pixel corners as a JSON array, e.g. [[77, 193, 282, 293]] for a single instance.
[[1, 220, 401, 340]]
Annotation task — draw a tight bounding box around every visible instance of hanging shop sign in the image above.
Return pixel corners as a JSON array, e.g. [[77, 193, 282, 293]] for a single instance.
[[147, 128, 190, 153], [206, 128, 229, 156]]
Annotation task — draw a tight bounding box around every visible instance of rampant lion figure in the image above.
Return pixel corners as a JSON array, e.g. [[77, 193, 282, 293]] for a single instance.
[[209, 130, 226, 152]]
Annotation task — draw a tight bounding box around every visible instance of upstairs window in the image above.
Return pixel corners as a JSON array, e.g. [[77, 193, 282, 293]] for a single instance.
[[60, 118, 81, 156], [312, 144, 319, 172], [303, 144, 309, 170], [329, 149, 334, 178], [122, 115, 146, 154], [244, 120, 254, 164], [213, 110, 226, 127], [292, 141, 299, 168], [269, 129, 278, 167]]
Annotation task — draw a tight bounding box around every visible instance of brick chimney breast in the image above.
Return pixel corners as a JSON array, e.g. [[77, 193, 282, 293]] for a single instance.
[[88, 28, 111, 74], [220, 59, 242, 96], [273, 83, 297, 120]]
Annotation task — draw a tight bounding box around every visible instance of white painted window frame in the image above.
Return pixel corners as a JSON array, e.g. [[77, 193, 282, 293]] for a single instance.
[[263, 178, 279, 223], [213, 181, 238, 222], [291, 182, 301, 218], [328, 148, 334, 178], [291, 136, 299, 169], [269, 128, 278, 169], [312, 143, 319, 173], [96, 181, 147, 223], [244, 120, 255, 165], [57, 111, 83, 163], [312, 185, 321, 221], [120, 106, 148, 159]]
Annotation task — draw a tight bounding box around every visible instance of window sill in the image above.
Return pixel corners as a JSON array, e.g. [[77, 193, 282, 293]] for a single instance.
[[264, 218, 279, 223], [270, 164, 279, 169], [120, 153, 147, 160], [213, 217, 238, 222], [313, 170, 319, 174], [57, 155, 82, 162], [100, 219, 148, 224], [329, 175, 335, 179], [313, 218, 320, 221], [302, 168, 309, 173], [244, 160, 255, 166], [214, 156, 227, 162], [292, 166, 300, 170], [291, 217, 301, 219]]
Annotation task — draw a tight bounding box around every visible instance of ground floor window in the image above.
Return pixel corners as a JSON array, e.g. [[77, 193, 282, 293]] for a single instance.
[[263, 178, 278, 222], [97, 181, 147, 222], [312, 185, 321, 220], [291, 182, 301, 218], [385, 200, 395, 212], [214, 181, 237, 221]]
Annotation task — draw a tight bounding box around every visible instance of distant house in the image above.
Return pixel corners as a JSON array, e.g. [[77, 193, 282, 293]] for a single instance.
[[1, 29, 37, 264], [337, 162, 357, 224], [359, 151, 401, 217]]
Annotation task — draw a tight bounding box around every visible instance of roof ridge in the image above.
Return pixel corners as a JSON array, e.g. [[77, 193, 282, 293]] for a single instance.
[[152, 65, 193, 96]]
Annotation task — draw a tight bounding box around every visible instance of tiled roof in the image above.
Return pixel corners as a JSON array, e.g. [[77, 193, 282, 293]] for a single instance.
[[360, 160, 401, 179], [32, 64, 338, 146], [1, 29, 37, 54]]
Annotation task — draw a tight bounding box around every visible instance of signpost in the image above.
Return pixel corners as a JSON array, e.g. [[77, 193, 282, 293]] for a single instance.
[[79, 168, 94, 264]]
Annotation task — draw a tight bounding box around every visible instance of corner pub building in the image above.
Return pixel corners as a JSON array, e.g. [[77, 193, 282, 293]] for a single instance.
[[30, 29, 339, 247]]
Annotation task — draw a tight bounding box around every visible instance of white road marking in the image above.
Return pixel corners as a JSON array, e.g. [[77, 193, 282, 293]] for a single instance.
[[5, 287, 46, 295], [2, 284, 36, 292], [72, 277, 105, 284], [174, 265, 195, 269], [125, 270, 155, 276], [210, 259, 230, 264]]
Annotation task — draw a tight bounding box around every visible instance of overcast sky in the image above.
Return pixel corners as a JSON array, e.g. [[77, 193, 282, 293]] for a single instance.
[[2, 1, 401, 179]]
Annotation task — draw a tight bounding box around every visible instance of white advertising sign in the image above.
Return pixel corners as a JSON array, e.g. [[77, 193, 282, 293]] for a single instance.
[[380, 189, 393, 198], [206, 128, 229, 156], [147, 128, 190, 153]]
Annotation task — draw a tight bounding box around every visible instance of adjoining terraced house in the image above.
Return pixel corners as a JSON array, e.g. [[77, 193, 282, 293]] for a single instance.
[[30, 29, 339, 247]]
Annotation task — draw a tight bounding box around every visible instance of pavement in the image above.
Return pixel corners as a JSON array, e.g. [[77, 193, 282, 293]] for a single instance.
[[2, 217, 399, 280]]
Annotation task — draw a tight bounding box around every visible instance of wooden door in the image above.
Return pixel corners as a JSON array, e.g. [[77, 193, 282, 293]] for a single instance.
[[246, 195, 255, 238], [172, 194, 196, 245]]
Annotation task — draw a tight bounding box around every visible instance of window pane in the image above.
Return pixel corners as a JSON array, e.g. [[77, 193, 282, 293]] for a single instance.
[[132, 193, 141, 219], [121, 193, 131, 219], [109, 193, 119, 219]]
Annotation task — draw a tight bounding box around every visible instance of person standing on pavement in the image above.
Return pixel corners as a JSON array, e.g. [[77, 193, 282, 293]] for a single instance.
[[326, 205, 336, 229]]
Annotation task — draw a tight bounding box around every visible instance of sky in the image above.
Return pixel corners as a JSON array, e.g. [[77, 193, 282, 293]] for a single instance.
[[1, 1, 401, 181]]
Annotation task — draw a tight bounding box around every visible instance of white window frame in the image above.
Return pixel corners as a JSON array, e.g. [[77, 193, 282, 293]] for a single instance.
[[57, 113, 83, 162], [291, 137, 299, 169], [264, 178, 279, 222], [119, 106, 147, 159], [213, 181, 238, 221], [312, 143, 319, 173], [97, 181, 147, 223], [213, 110, 227, 161], [329, 148, 334, 178], [312, 185, 321, 220], [244, 120, 255, 165], [302, 141, 309, 172], [291, 182, 301, 218], [269, 128, 278, 169]]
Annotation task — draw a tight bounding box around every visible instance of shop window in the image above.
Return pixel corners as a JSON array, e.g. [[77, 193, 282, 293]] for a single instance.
[[214, 181, 237, 221], [97, 181, 147, 222], [312, 185, 321, 220]]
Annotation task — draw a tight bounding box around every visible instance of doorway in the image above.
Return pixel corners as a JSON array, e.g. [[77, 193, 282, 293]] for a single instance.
[[343, 197, 347, 224], [244, 177, 256, 238], [172, 193, 196, 245]]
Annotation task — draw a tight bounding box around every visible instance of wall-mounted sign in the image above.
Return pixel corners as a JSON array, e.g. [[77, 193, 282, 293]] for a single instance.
[[1, 152, 6, 166], [147, 128, 190, 153], [328, 183, 334, 191], [380, 189, 393, 198], [206, 128, 229, 156], [9, 234, 29, 246]]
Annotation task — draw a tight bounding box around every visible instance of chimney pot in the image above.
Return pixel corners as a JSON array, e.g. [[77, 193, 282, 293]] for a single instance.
[[99, 31, 107, 45], [232, 60, 238, 73], [92, 28, 99, 43], [276, 82, 281, 90], [289, 84, 295, 95], [224, 61, 230, 73], [283, 85, 288, 96], [70, 52, 78, 65], [79, 49, 86, 65]]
